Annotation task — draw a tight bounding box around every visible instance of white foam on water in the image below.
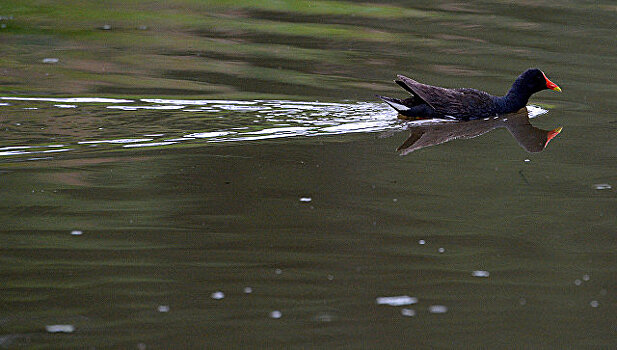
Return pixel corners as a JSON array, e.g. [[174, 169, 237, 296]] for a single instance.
[[376, 296, 418, 306]]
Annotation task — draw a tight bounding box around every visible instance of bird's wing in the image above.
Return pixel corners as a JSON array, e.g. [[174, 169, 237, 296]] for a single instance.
[[397, 75, 495, 119]]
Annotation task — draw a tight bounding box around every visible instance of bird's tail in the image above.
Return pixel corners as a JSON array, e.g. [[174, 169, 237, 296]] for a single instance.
[[376, 95, 411, 113]]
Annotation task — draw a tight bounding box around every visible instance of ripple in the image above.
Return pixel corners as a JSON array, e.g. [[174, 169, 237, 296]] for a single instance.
[[0, 97, 551, 162]]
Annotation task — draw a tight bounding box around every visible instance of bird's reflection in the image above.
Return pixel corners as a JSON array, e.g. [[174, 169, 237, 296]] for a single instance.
[[396, 108, 562, 155]]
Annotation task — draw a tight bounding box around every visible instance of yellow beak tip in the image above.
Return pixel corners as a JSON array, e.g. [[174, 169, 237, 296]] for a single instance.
[[553, 86, 562, 92]]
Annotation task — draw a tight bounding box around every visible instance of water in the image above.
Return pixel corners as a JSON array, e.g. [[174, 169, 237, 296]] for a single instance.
[[1, 1, 616, 348]]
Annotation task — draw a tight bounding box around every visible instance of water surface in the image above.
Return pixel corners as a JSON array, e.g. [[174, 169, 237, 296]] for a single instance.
[[1, 1, 616, 348]]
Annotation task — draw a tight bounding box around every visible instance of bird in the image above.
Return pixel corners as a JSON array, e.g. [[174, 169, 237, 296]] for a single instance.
[[377, 68, 561, 120]]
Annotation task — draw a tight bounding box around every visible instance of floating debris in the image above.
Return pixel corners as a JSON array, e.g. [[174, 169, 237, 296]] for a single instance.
[[70, 230, 83, 236], [592, 184, 612, 190], [471, 270, 490, 278], [42, 58, 59, 64], [401, 308, 416, 317], [45, 325, 75, 333], [376, 295, 418, 306], [269, 310, 282, 319], [428, 305, 448, 314], [157, 305, 170, 313], [211, 291, 225, 300]]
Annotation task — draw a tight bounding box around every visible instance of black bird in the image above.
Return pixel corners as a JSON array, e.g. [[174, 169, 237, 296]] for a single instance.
[[378, 68, 561, 120]]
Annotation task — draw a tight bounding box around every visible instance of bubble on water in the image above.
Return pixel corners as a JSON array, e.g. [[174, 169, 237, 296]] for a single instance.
[[269, 310, 282, 319], [211, 291, 225, 300], [376, 295, 418, 306], [438, 247, 445, 253], [45, 324, 75, 333], [401, 308, 416, 317], [157, 305, 169, 313], [428, 305, 448, 314], [418, 239, 426, 245], [243, 287, 252, 294], [471, 270, 490, 277], [592, 184, 611, 190], [590, 300, 599, 308], [70, 230, 83, 236], [43, 58, 59, 64], [574, 279, 582, 286], [299, 197, 312, 202]]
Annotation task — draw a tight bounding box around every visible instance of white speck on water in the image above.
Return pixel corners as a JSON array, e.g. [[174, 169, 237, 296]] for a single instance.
[[418, 239, 425, 245], [157, 305, 169, 313], [393, 198, 398, 202], [314, 312, 335, 322], [275, 268, 282, 275], [327, 274, 334, 280], [42, 58, 59, 64], [299, 197, 312, 202], [211, 291, 225, 300], [70, 230, 83, 236], [243, 287, 252, 294], [582, 274, 590, 281], [376, 295, 418, 306], [574, 279, 582, 286], [269, 310, 282, 319], [45, 324, 75, 333], [428, 305, 448, 314], [54, 104, 77, 108], [524, 159, 530, 163], [438, 247, 445, 253], [590, 300, 599, 308], [101, 24, 111, 30], [471, 270, 490, 277], [593, 184, 611, 190], [401, 308, 416, 317], [0, 103, 9, 106]]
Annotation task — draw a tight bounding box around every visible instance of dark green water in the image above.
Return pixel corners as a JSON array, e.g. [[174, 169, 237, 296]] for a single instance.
[[1, 1, 616, 348]]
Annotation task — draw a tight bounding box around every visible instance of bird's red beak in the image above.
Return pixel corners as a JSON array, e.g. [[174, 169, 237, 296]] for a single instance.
[[542, 72, 561, 92], [545, 126, 563, 147]]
